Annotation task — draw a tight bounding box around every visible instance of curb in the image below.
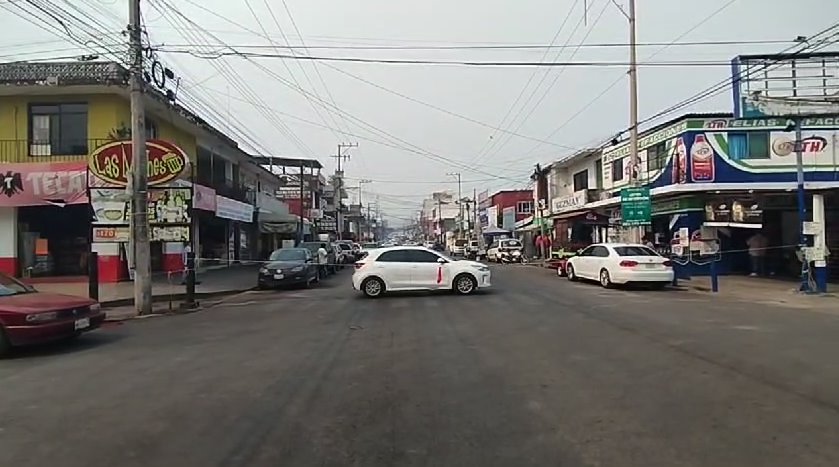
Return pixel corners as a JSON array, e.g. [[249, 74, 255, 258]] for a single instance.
[[101, 287, 256, 309]]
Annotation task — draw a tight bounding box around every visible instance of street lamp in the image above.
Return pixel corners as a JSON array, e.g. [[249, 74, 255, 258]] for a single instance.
[[446, 172, 462, 237]]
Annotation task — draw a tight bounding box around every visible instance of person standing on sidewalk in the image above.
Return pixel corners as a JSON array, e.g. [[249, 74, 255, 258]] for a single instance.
[[317, 243, 329, 278], [747, 231, 768, 277]]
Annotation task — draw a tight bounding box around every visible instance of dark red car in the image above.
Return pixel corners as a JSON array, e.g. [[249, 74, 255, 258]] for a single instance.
[[0, 273, 104, 356]]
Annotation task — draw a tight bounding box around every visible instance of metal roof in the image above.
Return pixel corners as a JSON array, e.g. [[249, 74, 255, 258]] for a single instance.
[[249, 156, 323, 169]]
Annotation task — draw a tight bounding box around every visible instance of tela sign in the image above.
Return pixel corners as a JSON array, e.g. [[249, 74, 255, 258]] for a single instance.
[[88, 139, 189, 187]]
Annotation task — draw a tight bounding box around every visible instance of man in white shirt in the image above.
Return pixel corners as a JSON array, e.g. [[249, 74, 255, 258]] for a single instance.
[[317, 243, 329, 277]]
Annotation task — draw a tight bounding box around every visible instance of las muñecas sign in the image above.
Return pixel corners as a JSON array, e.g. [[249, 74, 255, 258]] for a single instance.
[[88, 140, 189, 187]]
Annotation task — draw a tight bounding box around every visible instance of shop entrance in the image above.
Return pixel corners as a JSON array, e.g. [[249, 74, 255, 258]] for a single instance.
[[18, 204, 91, 278]]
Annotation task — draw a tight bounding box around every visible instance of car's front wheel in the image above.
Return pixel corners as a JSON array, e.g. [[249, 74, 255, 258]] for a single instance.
[[361, 277, 385, 298], [453, 273, 477, 295], [599, 268, 613, 288], [567, 264, 577, 281]]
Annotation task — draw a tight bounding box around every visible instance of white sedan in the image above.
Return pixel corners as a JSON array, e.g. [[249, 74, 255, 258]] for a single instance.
[[352, 246, 492, 298], [565, 243, 673, 288]]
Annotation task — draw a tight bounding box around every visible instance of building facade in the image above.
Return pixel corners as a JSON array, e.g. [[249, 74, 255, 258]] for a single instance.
[[542, 111, 839, 279], [0, 62, 304, 282]]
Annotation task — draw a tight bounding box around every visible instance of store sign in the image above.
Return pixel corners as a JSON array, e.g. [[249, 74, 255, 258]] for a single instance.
[[702, 117, 839, 129], [704, 198, 762, 225], [91, 188, 191, 225], [551, 190, 587, 214], [603, 121, 689, 163], [486, 206, 499, 228], [620, 186, 651, 226], [0, 161, 87, 207], [502, 206, 516, 231], [651, 197, 703, 215], [771, 135, 829, 157], [88, 139, 189, 187], [193, 184, 217, 211], [93, 225, 190, 243], [215, 195, 254, 223], [319, 217, 337, 231]]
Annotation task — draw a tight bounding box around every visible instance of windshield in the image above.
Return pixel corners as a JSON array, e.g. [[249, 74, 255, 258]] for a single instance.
[[269, 249, 307, 261], [0, 274, 32, 296], [614, 246, 660, 256], [454, 240, 467, 246], [339, 244, 352, 250], [362, 243, 378, 249]]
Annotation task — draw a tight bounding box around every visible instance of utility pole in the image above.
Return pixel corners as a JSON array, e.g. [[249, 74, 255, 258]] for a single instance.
[[333, 142, 357, 240], [627, 0, 641, 243], [447, 172, 462, 238], [129, 0, 151, 314], [357, 178, 371, 240]]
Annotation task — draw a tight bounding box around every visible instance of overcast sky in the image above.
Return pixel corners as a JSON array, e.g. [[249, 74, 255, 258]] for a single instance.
[[2, 0, 837, 225]]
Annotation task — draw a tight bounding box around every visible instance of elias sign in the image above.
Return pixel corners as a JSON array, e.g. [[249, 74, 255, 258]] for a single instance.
[[88, 140, 189, 187]]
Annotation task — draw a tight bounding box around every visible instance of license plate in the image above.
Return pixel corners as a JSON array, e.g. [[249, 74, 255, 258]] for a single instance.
[[645, 263, 658, 269], [274, 274, 284, 279], [74, 318, 90, 330]]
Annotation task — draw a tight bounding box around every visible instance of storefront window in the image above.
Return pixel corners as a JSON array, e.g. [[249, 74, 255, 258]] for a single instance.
[[28, 103, 88, 156], [647, 142, 668, 170], [612, 158, 624, 182], [729, 132, 770, 160]]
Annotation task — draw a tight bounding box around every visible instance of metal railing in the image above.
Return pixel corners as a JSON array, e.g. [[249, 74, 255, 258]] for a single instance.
[[0, 138, 114, 163]]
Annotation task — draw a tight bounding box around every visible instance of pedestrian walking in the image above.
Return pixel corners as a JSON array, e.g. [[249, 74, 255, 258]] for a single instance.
[[747, 231, 768, 276], [317, 243, 329, 277]]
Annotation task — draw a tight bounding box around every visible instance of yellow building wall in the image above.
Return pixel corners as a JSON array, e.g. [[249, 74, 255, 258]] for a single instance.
[[0, 92, 197, 163]]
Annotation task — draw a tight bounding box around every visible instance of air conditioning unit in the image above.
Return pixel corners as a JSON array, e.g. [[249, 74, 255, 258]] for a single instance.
[[45, 76, 59, 86]]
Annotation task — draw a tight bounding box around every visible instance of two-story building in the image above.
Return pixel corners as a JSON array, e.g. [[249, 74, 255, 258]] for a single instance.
[[545, 111, 839, 279], [480, 190, 533, 232], [0, 61, 304, 282]]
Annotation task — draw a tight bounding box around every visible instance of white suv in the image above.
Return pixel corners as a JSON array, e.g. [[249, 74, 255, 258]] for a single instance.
[[352, 246, 492, 298]]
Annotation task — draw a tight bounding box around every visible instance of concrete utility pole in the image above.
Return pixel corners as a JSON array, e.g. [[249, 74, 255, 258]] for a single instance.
[[447, 172, 462, 237], [357, 178, 372, 240], [627, 0, 642, 243], [333, 143, 357, 240], [129, 0, 151, 314]]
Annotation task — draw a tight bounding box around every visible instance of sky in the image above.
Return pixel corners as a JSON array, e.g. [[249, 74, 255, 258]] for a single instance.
[[1, 0, 838, 226]]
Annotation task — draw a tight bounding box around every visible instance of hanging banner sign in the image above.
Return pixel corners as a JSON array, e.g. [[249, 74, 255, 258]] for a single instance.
[[88, 139, 189, 187]]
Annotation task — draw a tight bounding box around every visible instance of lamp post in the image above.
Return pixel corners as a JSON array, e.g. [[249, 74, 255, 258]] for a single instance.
[[446, 172, 463, 237], [358, 179, 372, 240]]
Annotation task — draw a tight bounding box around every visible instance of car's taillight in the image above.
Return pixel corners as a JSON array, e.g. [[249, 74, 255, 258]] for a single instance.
[[354, 262, 365, 270], [619, 260, 638, 267], [663, 260, 673, 267]]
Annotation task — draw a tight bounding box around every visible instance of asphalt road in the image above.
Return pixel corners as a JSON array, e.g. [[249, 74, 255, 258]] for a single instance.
[[2, 265, 839, 467]]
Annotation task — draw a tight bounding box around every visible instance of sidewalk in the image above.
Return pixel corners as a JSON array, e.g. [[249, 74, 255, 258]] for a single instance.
[[31, 264, 259, 309], [678, 275, 839, 311]]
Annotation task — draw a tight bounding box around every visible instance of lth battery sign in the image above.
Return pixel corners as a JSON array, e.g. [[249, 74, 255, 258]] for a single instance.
[[87, 139, 189, 187]]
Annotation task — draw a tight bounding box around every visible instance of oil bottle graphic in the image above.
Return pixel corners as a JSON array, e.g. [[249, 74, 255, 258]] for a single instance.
[[690, 134, 715, 182], [671, 137, 687, 184]]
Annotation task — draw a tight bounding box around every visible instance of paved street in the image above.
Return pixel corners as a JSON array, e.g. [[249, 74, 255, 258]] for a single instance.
[[2, 266, 839, 467]]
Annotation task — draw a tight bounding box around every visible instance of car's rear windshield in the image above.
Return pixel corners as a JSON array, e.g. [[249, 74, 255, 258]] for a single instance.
[[269, 249, 307, 261], [454, 240, 467, 246], [501, 240, 521, 248], [614, 246, 659, 256], [339, 244, 352, 250], [363, 243, 378, 249]]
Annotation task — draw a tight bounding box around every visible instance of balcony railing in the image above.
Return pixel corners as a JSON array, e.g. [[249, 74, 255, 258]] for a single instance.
[[0, 138, 115, 163]]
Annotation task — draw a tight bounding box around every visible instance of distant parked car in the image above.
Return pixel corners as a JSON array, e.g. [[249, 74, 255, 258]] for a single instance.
[[565, 243, 674, 288], [258, 248, 319, 289], [0, 273, 104, 357]]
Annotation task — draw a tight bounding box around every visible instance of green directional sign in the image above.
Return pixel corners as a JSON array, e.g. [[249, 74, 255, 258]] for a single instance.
[[620, 187, 652, 226]]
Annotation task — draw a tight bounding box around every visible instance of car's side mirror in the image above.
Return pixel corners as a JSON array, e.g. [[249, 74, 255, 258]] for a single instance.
[[437, 257, 448, 264]]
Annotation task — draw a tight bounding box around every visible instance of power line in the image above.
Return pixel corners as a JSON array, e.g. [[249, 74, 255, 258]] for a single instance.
[[151, 38, 798, 51], [159, 50, 756, 67], [474, 0, 611, 168]]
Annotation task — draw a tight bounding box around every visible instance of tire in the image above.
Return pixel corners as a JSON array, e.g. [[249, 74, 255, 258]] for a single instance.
[[361, 277, 385, 298], [0, 326, 11, 358], [599, 268, 613, 288], [453, 273, 477, 295], [556, 265, 564, 277], [566, 264, 577, 281]]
